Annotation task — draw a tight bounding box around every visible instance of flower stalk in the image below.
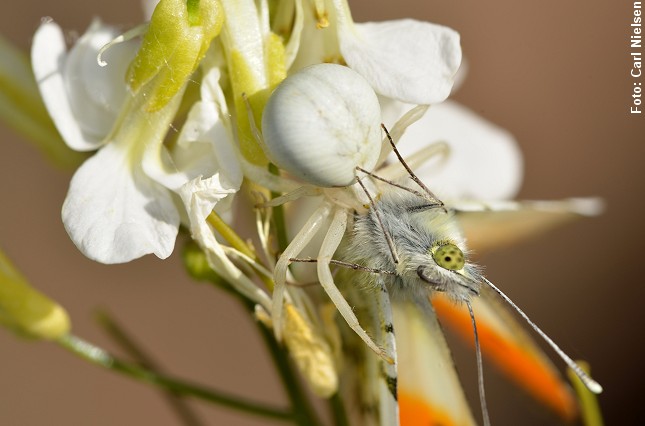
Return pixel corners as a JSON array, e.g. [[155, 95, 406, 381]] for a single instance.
[[95, 310, 206, 426], [181, 244, 323, 425], [568, 361, 604, 426], [0, 35, 85, 169], [57, 334, 293, 422]]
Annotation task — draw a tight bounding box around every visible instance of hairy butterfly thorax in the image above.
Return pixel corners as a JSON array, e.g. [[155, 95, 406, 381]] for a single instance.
[[348, 189, 483, 303]]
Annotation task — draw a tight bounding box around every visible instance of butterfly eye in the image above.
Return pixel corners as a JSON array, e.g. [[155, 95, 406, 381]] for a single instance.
[[432, 243, 465, 271]]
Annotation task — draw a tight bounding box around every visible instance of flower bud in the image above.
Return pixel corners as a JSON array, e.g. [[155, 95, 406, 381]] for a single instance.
[[0, 249, 70, 340], [283, 303, 337, 397], [127, 0, 224, 111]]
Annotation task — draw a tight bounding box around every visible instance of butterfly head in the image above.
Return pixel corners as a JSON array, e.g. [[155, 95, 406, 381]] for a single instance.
[[414, 238, 483, 302]]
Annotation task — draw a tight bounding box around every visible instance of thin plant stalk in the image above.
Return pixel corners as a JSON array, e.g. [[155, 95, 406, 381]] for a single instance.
[[95, 310, 206, 426], [57, 334, 292, 422]]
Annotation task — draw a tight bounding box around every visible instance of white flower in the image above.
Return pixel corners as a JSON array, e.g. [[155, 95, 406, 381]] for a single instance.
[[291, 0, 462, 104], [31, 9, 235, 264], [32, 19, 180, 263], [31, 19, 134, 151], [387, 100, 523, 202]]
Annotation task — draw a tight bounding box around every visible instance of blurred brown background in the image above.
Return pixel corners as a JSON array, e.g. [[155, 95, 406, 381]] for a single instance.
[[0, 1, 642, 425]]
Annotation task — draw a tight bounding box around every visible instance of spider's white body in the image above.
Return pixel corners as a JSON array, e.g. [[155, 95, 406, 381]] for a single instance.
[[262, 63, 382, 187], [261, 63, 397, 360]]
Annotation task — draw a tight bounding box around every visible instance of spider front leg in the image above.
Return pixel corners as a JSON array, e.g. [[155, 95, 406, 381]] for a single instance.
[[272, 202, 332, 342], [256, 185, 321, 208], [317, 207, 394, 364]]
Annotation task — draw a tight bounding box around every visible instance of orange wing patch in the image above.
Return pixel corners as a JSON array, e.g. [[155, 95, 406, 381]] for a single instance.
[[432, 292, 577, 421]]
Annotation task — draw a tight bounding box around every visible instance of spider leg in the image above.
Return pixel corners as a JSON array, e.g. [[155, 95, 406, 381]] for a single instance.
[[273, 202, 332, 342], [378, 140, 450, 181], [317, 207, 394, 363], [377, 104, 430, 165], [256, 185, 321, 208], [289, 257, 395, 275], [240, 156, 302, 193]]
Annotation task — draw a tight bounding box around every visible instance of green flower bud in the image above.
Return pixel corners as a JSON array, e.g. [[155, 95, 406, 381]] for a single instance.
[[127, 0, 224, 111], [0, 249, 70, 340]]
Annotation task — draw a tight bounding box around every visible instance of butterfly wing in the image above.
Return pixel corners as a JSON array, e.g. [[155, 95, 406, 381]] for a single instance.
[[367, 277, 399, 426], [434, 198, 591, 419], [338, 274, 399, 426], [452, 197, 602, 252], [395, 296, 477, 426], [432, 286, 578, 421]]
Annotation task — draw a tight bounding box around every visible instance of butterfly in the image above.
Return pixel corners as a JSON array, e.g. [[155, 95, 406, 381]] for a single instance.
[[256, 62, 602, 425]]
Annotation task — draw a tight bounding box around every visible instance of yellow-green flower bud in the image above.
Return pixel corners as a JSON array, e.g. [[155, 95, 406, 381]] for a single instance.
[[182, 241, 227, 287], [219, 0, 287, 165], [283, 303, 337, 397], [0, 249, 70, 340], [127, 0, 224, 111]]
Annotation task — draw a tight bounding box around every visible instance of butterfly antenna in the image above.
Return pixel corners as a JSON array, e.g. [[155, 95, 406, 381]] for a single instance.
[[381, 123, 444, 206], [482, 277, 603, 394], [466, 300, 491, 426]]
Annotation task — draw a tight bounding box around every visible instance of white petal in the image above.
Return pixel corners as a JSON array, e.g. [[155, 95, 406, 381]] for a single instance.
[[452, 56, 468, 93], [32, 20, 92, 150], [219, 0, 268, 87], [174, 68, 241, 190], [394, 100, 523, 201], [32, 19, 136, 151], [64, 20, 137, 143], [143, 68, 242, 205], [333, 1, 461, 104], [141, 0, 160, 20], [289, 0, 339, 71], [282, 0, 305, 69], [62, 142, 179, 263], [179, 176, 238, 225], [179, 177, 271, 308], [143, 100, 226, 192]]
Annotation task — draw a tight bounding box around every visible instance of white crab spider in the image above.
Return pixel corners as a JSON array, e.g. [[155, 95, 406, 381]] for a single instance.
[[261, 63, 395, 361], [260, 63, 602, 424]]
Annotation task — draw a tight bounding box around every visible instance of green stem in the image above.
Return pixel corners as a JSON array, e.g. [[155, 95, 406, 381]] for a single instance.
[[252, 308, 323, 426], [329, 392, 349, 426], [95, 311, 206, 426], [57, 334, 292, 422], [198, 276, 320, 424], [207, 211, 256, 260], [269, 163, 289, 253], [182, 242, 322, 425], [0, 35, 86, 169]]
